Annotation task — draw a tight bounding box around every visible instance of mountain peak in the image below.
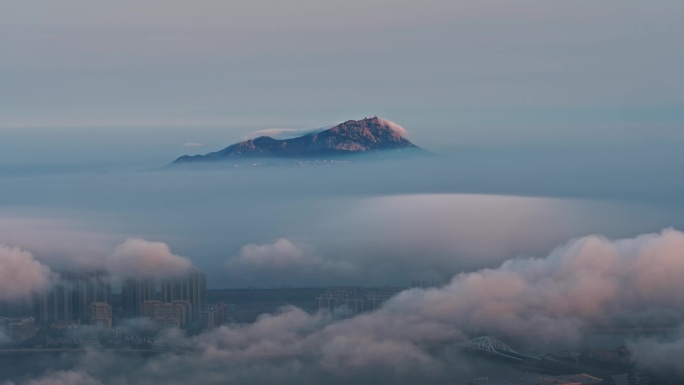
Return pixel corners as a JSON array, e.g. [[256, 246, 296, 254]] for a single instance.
[[172, 117, 426, 165], [331, 116, 408, 139]]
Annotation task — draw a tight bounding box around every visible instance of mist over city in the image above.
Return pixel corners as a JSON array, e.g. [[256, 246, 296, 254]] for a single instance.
[[2, 1, 684, 385]]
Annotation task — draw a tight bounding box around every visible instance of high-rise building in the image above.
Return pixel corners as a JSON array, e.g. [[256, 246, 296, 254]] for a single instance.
[[122, 278, 157, 317], [33, 272, 112, 326], [35, 279, 75, 325], [171, 300, 191, 327], [161, 269, 206, 321], [206, 302, 229, 329], [65, 271, 111, 323], [89, 302, 112, 329]]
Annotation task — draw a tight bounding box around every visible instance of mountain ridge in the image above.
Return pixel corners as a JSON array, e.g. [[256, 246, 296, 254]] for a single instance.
[[172, 117, 427, 165]]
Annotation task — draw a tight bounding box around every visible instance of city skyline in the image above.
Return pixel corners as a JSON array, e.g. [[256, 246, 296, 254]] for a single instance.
[[0, 269, 207, 330]]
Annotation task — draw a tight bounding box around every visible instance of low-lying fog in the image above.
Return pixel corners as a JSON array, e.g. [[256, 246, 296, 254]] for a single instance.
[[1, 126, 683, 287]]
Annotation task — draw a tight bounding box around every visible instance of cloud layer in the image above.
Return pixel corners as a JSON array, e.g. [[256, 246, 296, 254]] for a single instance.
[[6, 229, 684, 384], [243, 127, 330, 140], [231, 228, 684, 349], [212, 228, 684, 378], [142, 227, 684, 378]]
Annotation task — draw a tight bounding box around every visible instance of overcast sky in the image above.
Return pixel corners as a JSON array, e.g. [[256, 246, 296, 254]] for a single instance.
[[1, 0, 683, 147]]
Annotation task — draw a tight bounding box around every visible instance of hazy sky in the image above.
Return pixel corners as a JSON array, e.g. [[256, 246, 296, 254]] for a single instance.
[[1, 0, 683, 143]]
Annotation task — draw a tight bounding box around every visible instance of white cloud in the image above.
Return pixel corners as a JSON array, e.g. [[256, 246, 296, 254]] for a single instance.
[[243, 126, 330, 140], [0, 244, 54, 301], [377, 118, 409, 138], [226, 238, 357, 283], [106, 238, 193, 280]]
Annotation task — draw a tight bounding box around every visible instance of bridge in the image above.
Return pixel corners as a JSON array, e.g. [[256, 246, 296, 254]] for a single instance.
[[462, 336, 539, 362]]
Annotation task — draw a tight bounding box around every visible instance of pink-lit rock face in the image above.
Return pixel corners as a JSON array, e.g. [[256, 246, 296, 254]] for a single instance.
[[173, 117, 423, 163]]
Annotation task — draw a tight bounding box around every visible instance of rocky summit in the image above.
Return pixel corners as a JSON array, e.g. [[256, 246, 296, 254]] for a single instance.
[[172, 117, 426, 165]]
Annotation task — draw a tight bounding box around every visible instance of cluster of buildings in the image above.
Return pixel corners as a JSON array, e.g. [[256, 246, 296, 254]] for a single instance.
[[0, 269, 210, 343], [142, 300, 191, 329], [0, 316, 36, 343], [122, 270, 207, 329], [315, 286, 401, 315], [34, 271, 112, 326]]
